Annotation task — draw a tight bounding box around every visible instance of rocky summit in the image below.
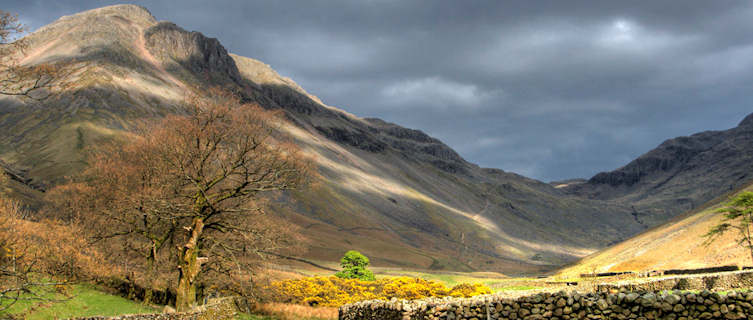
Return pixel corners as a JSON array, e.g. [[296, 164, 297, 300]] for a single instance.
[[2, 4, 753, 274]]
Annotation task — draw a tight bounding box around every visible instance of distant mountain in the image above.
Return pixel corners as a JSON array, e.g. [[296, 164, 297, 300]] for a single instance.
[[564, 115, 753, 227], [1, 5, 751, 274]]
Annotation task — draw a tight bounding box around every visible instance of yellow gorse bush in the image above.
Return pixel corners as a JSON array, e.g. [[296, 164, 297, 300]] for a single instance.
[[269, 276, 491, 307]]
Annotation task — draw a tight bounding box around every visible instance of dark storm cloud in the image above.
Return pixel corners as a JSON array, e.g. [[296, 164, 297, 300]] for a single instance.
[[6, 1, 753, 181]]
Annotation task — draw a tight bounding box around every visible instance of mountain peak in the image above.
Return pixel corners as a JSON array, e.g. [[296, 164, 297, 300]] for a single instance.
[[738, 113, 753, 128], [35, 4, 156, 36], [60, 4, 155, 24]]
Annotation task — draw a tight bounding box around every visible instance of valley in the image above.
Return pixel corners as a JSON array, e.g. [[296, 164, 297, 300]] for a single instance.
[[2, 3, 753, 319], [2, 5, 752, 274]]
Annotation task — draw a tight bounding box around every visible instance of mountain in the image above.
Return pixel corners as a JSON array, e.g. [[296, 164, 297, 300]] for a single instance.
[[1, 5, 751, 274], [563, 116, 753, 227]]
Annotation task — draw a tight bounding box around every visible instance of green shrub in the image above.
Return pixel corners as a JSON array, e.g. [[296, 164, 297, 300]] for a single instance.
[[334, 251, 375, 281]]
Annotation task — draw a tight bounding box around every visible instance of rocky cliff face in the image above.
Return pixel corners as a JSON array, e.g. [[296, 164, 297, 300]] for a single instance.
[[2, 4, 751, 273], [144, 21, 243, 85]]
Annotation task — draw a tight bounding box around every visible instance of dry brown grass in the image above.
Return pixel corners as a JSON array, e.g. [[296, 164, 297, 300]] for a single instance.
[[557, 186, 753, 278], [254, 302, 337, 320]]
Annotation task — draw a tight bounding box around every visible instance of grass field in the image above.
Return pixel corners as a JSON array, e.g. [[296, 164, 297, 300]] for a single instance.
[[5, 284, 158, 319]]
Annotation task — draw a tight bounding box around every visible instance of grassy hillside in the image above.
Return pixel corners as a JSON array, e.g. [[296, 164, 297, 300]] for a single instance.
[[557, 183, 753, 277]]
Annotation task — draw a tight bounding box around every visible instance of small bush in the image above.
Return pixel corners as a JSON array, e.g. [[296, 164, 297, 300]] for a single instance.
[[448, 283, 492, 297]]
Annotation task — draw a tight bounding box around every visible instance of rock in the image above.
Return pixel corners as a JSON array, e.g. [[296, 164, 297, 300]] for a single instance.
[[144, 22, 243, 84], [596, 299, 609, 310], [665, 294, 681, 305], [641, 293, 657, 307], [625, 293, 640, 303]]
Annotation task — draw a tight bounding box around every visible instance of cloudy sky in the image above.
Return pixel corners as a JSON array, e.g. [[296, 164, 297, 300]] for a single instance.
[[6, 1, 753, 181]]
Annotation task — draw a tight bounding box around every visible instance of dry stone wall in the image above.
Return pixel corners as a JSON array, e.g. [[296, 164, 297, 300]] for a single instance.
[[596, 270, 753, 293], [341, 290, 753, 320], [340, 271, 753, 320]]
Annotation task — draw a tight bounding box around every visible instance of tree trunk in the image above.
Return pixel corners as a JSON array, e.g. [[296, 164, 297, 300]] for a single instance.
[[143, 244, 157, 305], [175, 218, 205, 311]]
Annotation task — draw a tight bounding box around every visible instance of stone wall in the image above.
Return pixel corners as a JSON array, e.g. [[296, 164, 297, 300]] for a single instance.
[[71, 298, 235, 320], [340, 271, 753, 320], [340, 289, 753, 320], [596, 270, 753, 293]]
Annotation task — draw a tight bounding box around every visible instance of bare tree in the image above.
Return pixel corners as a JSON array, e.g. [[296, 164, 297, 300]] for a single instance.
[[58, 88, 313, 311], [0, 10, 62, 100]]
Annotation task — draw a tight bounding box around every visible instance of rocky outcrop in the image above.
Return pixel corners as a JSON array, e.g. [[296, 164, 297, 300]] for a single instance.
[[314, 125, 387, 152], [588, 132, 721, 187], [365, 118, 468, 173], [144, 22, 243, 84]]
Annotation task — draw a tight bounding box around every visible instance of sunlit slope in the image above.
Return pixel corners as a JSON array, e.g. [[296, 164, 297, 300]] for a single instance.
[[558, 184, 753, 277]]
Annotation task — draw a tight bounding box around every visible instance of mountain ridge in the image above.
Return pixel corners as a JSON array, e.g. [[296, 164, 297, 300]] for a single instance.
[[565, 117, 753, 227], [2, 4, 752, 274]]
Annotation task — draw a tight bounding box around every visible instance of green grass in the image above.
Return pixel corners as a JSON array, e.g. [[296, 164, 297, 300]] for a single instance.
[[5, 284, 158, 320]]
